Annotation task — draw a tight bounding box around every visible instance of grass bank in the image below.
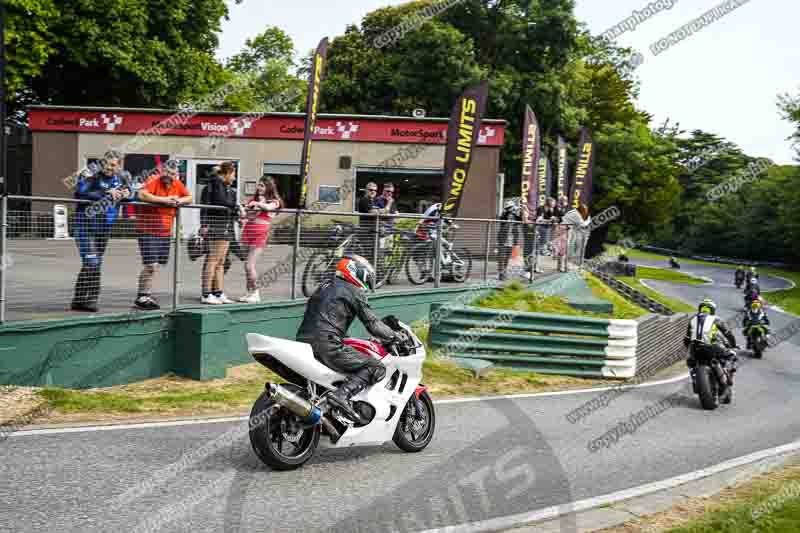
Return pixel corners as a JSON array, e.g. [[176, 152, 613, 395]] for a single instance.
[[600, 460, 800, 533]]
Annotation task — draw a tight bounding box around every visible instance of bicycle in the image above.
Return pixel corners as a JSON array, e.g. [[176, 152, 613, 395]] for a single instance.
[[406, 219, 472, 285], [301, 221, 369, 297]]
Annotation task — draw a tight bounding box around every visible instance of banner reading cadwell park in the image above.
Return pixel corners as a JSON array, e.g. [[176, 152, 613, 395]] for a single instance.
[[557, 136, 569, 200], [520, 105, 541, 223], [441, 80, 489, 218], [299, 37, 329, 208], [570, 128, 595, 209]]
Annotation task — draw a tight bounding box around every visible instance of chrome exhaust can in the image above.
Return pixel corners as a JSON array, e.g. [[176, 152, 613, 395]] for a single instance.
[[267, 384, 321, 425]]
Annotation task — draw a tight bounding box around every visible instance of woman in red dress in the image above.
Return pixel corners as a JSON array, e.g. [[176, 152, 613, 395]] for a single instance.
[[238, 176, 282, 303]]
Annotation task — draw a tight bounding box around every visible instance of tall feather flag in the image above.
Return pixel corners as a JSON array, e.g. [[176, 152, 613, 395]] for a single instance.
[[299, 37, 329, 208], [441, 81, 489, 218], [520, 105, 541, 223]]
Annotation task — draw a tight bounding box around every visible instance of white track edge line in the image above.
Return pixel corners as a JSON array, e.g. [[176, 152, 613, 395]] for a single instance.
[[418, 438, 800, 533], [8, 375, 689, 437]]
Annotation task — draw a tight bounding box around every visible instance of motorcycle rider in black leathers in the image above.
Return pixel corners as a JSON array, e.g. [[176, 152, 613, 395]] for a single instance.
[[742, 298, 770, 349], [296, 254, 399, 422], [684, 298, 738, 403], [744, 277, 761, 308]]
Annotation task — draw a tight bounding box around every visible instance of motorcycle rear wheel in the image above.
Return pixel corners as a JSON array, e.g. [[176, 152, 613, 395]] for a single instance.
[[695, 365, 720, 410], [753, 338, 764, 359], [393, 391, 435, 452], [249, 385, 320, 470]]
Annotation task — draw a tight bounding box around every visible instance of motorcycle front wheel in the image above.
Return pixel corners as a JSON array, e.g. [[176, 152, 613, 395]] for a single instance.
[[449, 247, 473, 283], [249, 385, 320, 470], [393, 391, 436, 452], [695, 365, 720, 410]]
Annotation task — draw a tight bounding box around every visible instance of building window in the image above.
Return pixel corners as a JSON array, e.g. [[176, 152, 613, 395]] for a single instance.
[[318, 185, 342, 205]]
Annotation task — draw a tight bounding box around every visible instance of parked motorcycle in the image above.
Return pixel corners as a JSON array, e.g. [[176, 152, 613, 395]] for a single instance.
[[746, 323, 769, 359], [245, 317, 435, 470], [689, 341, 737, 410]]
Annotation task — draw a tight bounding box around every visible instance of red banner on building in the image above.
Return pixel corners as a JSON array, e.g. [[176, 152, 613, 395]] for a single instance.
[[28, 110, 505, 146]]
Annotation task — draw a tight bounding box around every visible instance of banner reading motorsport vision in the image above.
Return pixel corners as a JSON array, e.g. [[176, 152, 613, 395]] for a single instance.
[[299, 37, 329, 208], [520, 105, 541, 223], [556, 136, 569, 200], [441, 80, 489, 218], [570, 128, 595, 209]]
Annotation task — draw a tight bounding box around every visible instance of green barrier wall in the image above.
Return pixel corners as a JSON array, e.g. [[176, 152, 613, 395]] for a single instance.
[[0, 284, 498, 388]]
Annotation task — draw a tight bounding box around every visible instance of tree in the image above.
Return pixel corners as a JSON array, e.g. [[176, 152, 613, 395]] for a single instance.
[[17, 0, 241, 114], [778, 89, 800, 161], [4, 0, 59, 118], [221, 26, 306, 112]]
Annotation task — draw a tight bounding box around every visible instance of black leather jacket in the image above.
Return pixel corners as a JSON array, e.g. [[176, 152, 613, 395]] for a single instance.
[[296, 278, 397, 345]]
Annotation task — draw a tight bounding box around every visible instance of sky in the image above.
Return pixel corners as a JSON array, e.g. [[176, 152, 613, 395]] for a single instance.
[[217, 0, 799, 165]]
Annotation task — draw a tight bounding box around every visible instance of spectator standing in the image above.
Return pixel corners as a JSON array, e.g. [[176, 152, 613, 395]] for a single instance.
[[200, 161, 243, 304], [357, 182, 379, 245], [496, 198, 523, 281], [238, 176, 282, 303], [133, 159, 192, 310], [561, 203, 592, 269], [71, 150, 131, 312], [373, 182, 398, 229]]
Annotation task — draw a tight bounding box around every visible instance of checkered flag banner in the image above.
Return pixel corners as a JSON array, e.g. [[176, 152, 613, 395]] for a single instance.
[[100, 113, 124, 131], [336, 121, 360, 140], [229, 117, 255, 136], [478, 126, 496, 144]]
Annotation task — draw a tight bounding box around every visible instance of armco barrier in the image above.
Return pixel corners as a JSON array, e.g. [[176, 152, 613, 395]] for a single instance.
[[589, 268, 673, 316], [634, 313, 691, 377], [429, 304, 638, 379]]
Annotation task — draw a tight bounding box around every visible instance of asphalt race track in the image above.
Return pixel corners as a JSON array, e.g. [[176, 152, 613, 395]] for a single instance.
[[1, 261, 798, 533]]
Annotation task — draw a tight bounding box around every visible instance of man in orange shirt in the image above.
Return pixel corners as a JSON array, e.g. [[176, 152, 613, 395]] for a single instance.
[[134, 159, 192, 309]]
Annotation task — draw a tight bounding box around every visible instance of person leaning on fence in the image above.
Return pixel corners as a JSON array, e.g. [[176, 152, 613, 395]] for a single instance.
[[560, 204, 592, 270], [238, 176, 282, 304], [529, 197, 557, 274], [200, 161, 244, 305], [133, 159, 192, 310], [71, 150, 131, 312], [496, 198, 523, 281]]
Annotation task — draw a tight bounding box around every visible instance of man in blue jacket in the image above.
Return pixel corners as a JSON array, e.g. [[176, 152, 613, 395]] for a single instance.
[[71, 150, 131, 312]]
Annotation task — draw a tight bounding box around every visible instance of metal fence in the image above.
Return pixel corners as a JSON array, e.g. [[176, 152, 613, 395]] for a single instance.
[[0, 195, 585, 322]]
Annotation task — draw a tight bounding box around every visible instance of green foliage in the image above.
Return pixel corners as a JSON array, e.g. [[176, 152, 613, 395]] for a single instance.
[[221, 26, 306, 112], [10, 0, 243, 116]]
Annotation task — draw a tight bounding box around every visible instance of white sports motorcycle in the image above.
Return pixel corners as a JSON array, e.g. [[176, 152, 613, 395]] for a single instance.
[[245, 318, 435, 470]]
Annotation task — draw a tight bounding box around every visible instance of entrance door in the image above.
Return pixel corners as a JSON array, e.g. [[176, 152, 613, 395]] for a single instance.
[[180, 159, 239, 238]]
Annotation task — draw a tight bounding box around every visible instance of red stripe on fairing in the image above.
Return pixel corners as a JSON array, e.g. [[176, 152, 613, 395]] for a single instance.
[[343, 338, 388, 359], [415, 385, 427, 399]]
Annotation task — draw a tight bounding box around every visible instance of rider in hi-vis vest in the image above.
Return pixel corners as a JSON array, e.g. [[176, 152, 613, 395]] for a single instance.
[[684, 298, 738, 370]]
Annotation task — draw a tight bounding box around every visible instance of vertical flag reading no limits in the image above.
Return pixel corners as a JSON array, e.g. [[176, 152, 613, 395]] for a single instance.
[[570, 128, 595, 209], [441, 81, 489, 218], [299, 37, 329, 208], [556, 136, 569, 201], [520, 105, 541, 223]]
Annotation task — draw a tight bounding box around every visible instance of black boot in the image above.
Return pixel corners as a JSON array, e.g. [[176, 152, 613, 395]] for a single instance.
[[71, 266, 97, 311], [327, 366, 385, 422]]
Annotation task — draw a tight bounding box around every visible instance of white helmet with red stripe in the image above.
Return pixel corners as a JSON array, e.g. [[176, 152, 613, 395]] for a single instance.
[[335, 254, 376, 292]]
